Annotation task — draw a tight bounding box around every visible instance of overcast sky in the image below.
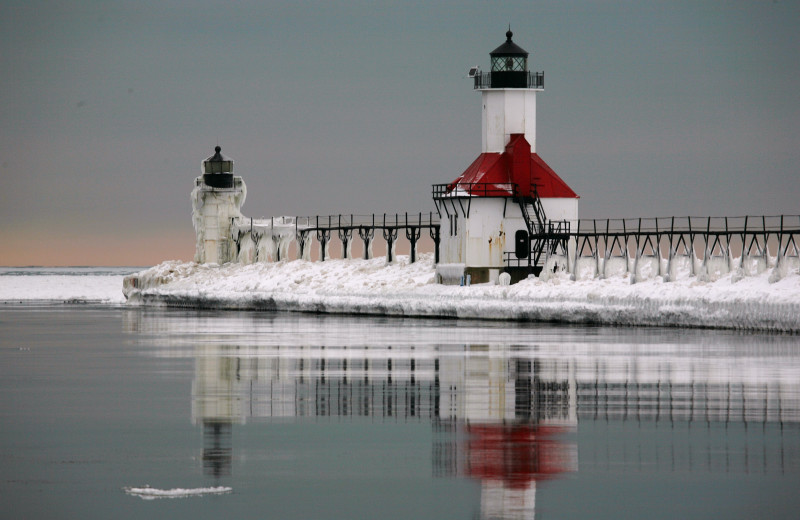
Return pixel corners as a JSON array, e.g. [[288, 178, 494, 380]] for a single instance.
[[1, 0, 798, 265]]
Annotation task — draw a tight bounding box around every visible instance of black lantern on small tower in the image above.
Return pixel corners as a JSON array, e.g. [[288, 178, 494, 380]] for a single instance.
[[489, 29, 529, 88], [202, 146, 234, 189]]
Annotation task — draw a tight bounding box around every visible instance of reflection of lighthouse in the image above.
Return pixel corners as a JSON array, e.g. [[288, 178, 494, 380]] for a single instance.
[[437, 349, 578, 519], [188, 339, 579, 515], [175, 324, 800, 517], [191, 344, 245, 477], [466, 424, 574, 520]]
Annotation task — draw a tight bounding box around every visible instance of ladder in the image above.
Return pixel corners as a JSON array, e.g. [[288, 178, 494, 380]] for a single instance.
[[516, 186, 549, 267]]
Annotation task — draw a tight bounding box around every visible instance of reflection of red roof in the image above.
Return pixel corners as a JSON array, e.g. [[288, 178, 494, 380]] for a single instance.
[[464, 424, 573, 488], [450, 134, 578, 198]]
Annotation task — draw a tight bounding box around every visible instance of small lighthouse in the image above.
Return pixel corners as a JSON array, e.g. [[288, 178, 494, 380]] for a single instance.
[[434, 30, 579, 284], [191, 146, 247, 264]]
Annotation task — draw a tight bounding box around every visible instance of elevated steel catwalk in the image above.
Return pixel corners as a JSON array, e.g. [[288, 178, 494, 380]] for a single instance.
[[293, 212, 440, 263], [274, 186, 799, 282]]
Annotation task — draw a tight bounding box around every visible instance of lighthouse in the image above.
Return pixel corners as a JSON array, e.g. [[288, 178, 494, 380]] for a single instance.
[[434, 30, 579, 284], [191, 146, 247, 264]]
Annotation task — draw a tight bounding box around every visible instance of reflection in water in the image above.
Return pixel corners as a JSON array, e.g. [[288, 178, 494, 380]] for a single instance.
[[126, 311, 800, 519], [202, 421, 232, 478], [188, 344, 579, 519]]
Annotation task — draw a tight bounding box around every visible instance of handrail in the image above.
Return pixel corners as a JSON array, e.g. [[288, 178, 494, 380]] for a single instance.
[[287, 212, 441, 232], [432, 183, 519, 199], [473, 71, 544, 90], [570, 216, 800, 235]]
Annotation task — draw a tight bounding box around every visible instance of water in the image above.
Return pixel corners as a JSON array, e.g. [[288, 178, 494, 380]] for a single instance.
[[1, 305, 799, 519]]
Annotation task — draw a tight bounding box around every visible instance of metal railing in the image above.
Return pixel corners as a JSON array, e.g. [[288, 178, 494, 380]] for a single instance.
[[539, 220, 571, 236], [572, 215, 800, 236], [432, 183, 519, 199], [294, 212, 440, 231], [473, 71, 544, 89]]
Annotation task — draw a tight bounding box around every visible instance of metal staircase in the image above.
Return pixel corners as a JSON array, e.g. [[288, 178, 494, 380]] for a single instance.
[[514, 185, 570, 271]]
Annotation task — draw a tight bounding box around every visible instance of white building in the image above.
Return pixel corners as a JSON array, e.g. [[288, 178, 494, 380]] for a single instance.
[[434, 30, 579, 284], [191, 146, 246, 265]]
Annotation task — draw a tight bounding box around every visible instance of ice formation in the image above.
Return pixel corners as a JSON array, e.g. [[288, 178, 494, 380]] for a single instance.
[[191, 178, 247, 264], [123, 485, 232, 500], [122, 253, 800, 332]]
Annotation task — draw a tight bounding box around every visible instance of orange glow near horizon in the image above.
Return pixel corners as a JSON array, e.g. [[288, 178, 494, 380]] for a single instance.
[[0, 232, 195, 267]]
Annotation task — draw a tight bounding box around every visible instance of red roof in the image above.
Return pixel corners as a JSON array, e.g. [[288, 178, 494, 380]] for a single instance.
[[449, 134, 578, 198]]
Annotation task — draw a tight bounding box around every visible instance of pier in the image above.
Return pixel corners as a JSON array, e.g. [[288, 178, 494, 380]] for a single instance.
[[231, 207, 799, 284], [563, 214, 800, 282]]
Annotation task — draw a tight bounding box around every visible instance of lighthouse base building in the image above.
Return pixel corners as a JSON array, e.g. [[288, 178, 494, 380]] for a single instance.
[[434, 30, 578, 284]]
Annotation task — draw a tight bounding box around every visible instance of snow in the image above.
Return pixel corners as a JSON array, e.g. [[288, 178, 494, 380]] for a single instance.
[[435, 263, 466, 284], [122, 254, 800, 332], [124, 485, 232, 500], [0, 267, 132, 304]]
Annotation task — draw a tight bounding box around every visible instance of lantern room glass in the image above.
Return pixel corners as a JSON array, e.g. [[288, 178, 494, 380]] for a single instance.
[[491, 56, 526, 72], [204, 160, 233, 174]]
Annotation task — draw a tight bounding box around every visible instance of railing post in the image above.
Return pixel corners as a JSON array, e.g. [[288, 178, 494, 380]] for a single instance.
[[338, 215, 353, 260], [570, 220, 581, 281], [382, 213, 398, 264], [359, 225, 374, 260], [405, 212, 422, 264], [430, 212, 441, 264]]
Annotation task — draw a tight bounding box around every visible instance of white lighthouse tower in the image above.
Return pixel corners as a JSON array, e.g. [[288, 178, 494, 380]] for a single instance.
[[434, 30, 579, 284], [191, 146, 247, 264]]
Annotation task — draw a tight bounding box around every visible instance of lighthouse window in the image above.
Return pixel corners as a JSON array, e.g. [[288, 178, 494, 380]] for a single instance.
[[491, 56, 526, 72]]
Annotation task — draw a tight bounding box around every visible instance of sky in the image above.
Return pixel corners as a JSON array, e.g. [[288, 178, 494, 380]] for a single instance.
[[1, 0, 798, 266]]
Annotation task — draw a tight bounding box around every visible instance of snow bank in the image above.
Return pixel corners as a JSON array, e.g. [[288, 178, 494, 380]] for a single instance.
[[0, 268, 131, 304], [123, 254, 800, 332], [124, 485, 232, 500]]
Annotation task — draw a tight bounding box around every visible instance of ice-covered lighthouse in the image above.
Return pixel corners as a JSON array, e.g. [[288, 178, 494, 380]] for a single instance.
[[433, 30, 579, 284], [191, 146, 246, 265]]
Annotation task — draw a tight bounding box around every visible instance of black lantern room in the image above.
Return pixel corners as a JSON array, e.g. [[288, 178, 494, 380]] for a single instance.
[[489, 30, 529, 88], [202, 146, 234, 189]]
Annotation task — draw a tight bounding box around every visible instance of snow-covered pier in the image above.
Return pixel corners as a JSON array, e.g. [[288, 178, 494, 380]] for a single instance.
[[125, 30, 800, 330], [223, 210, 800, 286]]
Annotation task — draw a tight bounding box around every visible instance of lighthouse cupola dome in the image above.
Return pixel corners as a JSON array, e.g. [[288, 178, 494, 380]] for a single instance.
[[202, 146, 235, 188], [489, 29, 530, 88]]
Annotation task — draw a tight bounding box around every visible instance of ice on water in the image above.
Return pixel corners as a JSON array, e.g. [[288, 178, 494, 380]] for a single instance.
[[123, 485, 232, 500]]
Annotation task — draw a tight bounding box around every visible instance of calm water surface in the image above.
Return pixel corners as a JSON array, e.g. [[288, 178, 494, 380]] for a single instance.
[[1, 306, 799, 519]]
